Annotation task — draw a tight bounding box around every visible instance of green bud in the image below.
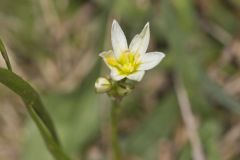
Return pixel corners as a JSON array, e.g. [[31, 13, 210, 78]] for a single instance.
[[116, 85, 132, 97]]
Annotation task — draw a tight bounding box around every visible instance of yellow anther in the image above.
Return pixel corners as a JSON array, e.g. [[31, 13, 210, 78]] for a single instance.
[[106, 51, 141, 75]]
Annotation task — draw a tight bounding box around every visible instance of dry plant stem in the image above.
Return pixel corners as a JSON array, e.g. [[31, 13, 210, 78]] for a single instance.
[[175, 78, 205, 160], [111, 99, 122, 160]]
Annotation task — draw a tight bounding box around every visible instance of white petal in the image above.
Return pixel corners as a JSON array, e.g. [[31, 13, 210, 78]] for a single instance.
[[127, 71, 145, 81], [99, 50, 115, 69], [129, 22, 150, 55], [138, 52, 165, 70], [111, 20, 128, 57], [110, 69, 125, 81]]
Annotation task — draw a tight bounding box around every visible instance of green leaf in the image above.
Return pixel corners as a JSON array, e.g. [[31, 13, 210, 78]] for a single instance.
[[22, 60, 102, 160], [0, 39, 12, 71], [0, 68, 71, 160]]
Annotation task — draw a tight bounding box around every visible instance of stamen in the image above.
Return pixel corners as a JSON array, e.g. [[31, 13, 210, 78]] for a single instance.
[[106, 51, 141, 75]]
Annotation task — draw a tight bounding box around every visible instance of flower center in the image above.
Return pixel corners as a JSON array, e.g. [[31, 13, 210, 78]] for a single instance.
[[106, 51, 141, 75]]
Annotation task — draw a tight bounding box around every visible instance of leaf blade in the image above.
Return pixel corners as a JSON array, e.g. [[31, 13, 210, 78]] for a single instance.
[[0, 68, 71, 160], [0, 39, 12, 71]]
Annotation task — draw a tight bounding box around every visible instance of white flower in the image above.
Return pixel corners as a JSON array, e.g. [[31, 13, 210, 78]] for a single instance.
[[100, 20, 165, 82]]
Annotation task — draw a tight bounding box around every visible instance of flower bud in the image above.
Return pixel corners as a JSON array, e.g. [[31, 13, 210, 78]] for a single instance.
[[95, 77, 112, 93], [116, 85, 132, 97]]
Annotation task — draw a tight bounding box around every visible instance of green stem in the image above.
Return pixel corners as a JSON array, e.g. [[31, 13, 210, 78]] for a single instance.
[[111, 99, 122, 160]]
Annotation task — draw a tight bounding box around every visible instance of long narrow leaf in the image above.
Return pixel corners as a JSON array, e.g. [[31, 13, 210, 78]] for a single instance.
[[0, 39, 12, 71], [0, 68, 71, 160]]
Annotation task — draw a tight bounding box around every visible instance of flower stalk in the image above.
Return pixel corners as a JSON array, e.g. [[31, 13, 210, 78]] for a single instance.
[[111, 99, 122, 160]]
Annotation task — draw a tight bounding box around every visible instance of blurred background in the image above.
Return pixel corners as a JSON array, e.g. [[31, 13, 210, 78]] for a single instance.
[[1, 0, 240, 159]]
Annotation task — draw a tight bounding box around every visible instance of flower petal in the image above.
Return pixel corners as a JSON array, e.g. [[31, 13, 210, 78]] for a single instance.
[[111, 20, 128, 57], [99, 50, 116, 69], [138, 52, 165, 70], [127, 71, 145, 81], [129, 22, 150, 55], [110, 69, 125, 81]]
